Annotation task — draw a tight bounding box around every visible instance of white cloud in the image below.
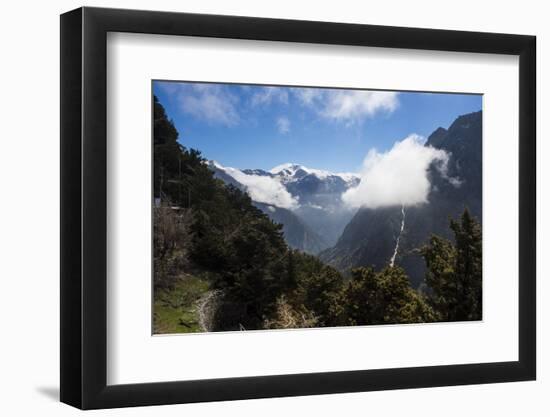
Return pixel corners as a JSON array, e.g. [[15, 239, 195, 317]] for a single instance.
[[157, 83, 240, 126], [293, 88, 399, 124], [179, 84, 240, 126], [342, 134, 452, 209], [321, 90, 399, 123], [293, 88, 323, 106], [250, 86, 289, 106], [276, 116, 290, 134], [222, 166, 299, 210], [158, 83, 398, 127]]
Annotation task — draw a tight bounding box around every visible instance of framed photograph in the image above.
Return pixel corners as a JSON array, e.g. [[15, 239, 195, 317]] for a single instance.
[[60, 7, 536, 409]]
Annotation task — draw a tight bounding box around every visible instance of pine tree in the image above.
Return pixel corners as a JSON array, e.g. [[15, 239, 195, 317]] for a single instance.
[[450, 208, 482, 320], [345, 266, 434, 325], [421, 208, 482, 321], [286, 250, 297, 289]]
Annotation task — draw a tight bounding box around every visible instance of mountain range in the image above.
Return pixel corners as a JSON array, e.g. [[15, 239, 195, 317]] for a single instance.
[[207, 161, 360, 254], [207, 110, 482, 286]]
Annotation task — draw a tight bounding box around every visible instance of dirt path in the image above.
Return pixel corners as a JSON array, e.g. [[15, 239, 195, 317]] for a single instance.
[[197, 290, 220, 332]]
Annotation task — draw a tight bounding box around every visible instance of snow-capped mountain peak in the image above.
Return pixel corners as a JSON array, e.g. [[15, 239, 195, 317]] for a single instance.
[[269, 162, 359, 184], [207, 159, 361, 248], [209, 160, 359, 186], [269, 163, 304, 175]]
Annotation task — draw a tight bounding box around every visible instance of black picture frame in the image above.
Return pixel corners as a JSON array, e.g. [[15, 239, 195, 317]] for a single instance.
[[60, 6, 536, 410]]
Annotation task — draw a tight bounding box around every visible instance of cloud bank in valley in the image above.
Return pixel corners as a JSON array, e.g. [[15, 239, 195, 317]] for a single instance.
[[221, 166, 299, 210], [342, 134, 453, 209]]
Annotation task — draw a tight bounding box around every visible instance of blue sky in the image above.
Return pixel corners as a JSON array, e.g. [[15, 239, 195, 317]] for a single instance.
[[153, 81, 482, 173]]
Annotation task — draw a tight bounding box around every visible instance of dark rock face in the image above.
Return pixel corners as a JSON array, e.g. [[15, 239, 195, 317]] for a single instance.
[[320, 111, 482, 287], [320, 206, 404, 273]]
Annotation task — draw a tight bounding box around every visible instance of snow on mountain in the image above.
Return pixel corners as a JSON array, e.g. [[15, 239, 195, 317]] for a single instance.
[[206, 160, 333, 254], [209, 160, 360, 204], [268, 163, 359, 185], [207, 160, 299, 209], [207, 160, 361, 249]]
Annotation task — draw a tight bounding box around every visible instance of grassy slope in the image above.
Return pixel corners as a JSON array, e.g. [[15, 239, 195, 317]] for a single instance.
[[153, 275, 209, 334]]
